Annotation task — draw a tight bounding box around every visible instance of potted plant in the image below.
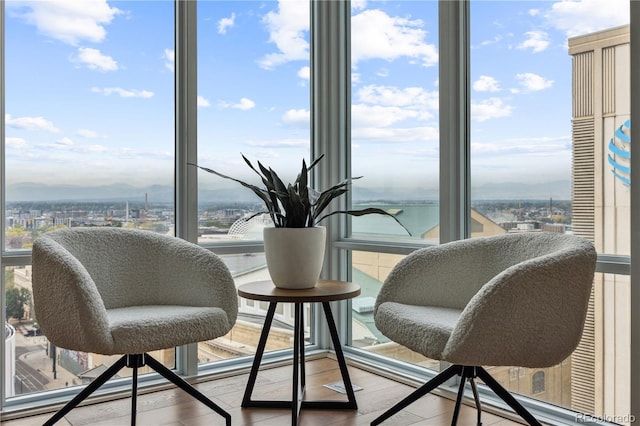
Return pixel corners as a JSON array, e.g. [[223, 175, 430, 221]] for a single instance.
[[192, 154, 409, 289]]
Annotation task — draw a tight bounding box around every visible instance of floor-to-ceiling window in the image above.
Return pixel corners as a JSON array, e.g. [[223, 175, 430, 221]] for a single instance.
[[1, 1, 637, 424], [350, 0, 439, 244], [469, 1, 631, 422], [344, 1, 633, 425], [469, 0, 581, 417], [348, 0, 440, 368], [469, 0, 577, 413], [196, 0, 311, 243], [3, 0, 176, 399], [194, 0, 312, 367]]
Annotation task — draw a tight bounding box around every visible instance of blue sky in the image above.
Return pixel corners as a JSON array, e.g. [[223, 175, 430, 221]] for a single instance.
[[2, 0, 631, 200]]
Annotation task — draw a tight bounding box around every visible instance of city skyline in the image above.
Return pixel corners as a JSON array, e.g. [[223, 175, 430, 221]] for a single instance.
[[3, 0, 630, 200]]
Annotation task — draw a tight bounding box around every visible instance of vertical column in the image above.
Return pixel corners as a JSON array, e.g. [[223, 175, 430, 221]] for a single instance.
[[439, 0, 470, 243], [175, 0, 198, 244], [174, 0, 199, 376], [311, 0, 350, 279], [310, 0, 351, 349]]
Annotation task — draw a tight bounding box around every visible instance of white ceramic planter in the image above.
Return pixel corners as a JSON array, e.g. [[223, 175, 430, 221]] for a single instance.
[[263, 226, 326, 289]]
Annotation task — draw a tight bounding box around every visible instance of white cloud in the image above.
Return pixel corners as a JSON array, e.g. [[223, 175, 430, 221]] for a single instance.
[[282, 109, 310, 125], [376, 68, 390, 78], [6, 137, 28, 148], [357, 85, 438, 110], [72, 47, 118, 71], [351, 0, 367, 11], [87, 144, 108, 152], [352, 125, 438, 143], [298, 66, 310, 81], [517, 30, 550, 53], [218, 13, 236, 35], [471, 135, 570, 156], [198, 96, 211, 108], [473, 76, 501, 93], [91, 87, 154, 98], [349, 84, 441, 142], [352, 104, 419, 128], [545, 0, 629, 38], [57, 137, 74, 146], [246, 138, 308, 147], [77, 128, 99, 138], [219, 97, 256, 110], [515, 73, 554, 91], [351, 9, 437, 68], [163, 48, 175, 73], [479, 34, 504, 48], [8, 0, 122, 46], [258, 1, 310, 69], [6, 114, 60, 132], [470, 98, 513, 122]]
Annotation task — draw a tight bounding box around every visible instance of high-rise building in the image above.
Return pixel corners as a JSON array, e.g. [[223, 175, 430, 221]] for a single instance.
[[569, 24, 630, 418]]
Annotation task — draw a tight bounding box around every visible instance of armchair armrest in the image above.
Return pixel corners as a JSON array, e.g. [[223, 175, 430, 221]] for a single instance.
[[156, 238, 238, 324], [32, 237, 113, 353]]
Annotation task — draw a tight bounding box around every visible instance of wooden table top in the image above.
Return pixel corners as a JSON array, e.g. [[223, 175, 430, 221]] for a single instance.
[[237, 279, 361, 303]]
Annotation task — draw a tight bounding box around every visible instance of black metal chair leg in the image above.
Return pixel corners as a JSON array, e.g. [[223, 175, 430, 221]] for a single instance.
[[371, 364, 463, 426], [372, 364, 544, 426], [451, 372, 468, 426], [475, 367, 542, 426], [130, 356, 139, 426], [469, 377, 483, 426], [144, 353, 232, 426], [43, 355, 129, 426], [43, 353, 231, 426]]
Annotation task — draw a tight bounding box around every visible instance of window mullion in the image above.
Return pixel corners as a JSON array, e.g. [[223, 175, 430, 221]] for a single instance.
[[439, 0, 470, 243], [175, 0, 198, 376], [311, 0, 350, 349], [175, 0, 198, 245]]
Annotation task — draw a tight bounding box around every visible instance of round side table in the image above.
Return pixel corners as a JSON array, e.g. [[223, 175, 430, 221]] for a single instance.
[[238, 279, 361, 426]]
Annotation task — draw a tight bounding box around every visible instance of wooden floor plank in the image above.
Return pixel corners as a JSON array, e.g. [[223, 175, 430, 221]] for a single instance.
[[1, 358, 527, 426]]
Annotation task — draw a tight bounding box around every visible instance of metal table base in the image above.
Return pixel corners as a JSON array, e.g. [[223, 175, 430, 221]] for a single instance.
[[241, 301, 358, 425]]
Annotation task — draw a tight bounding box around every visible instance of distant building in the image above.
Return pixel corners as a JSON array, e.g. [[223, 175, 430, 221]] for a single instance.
[[422, 208, 506, 240], [569, 24, 630, 418]]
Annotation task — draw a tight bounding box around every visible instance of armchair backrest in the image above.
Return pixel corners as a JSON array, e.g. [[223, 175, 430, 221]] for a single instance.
[[34, 227, 237, 311], [41, 228, 159, 308], [376, 232, 596, 311]]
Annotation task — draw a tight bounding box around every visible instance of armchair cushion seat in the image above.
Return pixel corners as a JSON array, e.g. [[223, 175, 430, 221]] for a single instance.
[[108, 305, 232, 355], [375, 303, 460, 359]]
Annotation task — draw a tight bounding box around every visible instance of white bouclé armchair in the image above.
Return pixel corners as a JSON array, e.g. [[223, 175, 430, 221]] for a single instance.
[[371, 232, 597, 426], [32, 227, 238, 426]]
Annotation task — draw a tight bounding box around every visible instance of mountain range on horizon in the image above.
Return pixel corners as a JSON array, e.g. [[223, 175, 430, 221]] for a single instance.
[[5, 180, 572, 204]]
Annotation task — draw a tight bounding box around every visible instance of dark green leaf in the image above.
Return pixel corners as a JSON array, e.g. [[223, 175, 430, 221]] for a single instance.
[[316, 208, 412, 236]]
